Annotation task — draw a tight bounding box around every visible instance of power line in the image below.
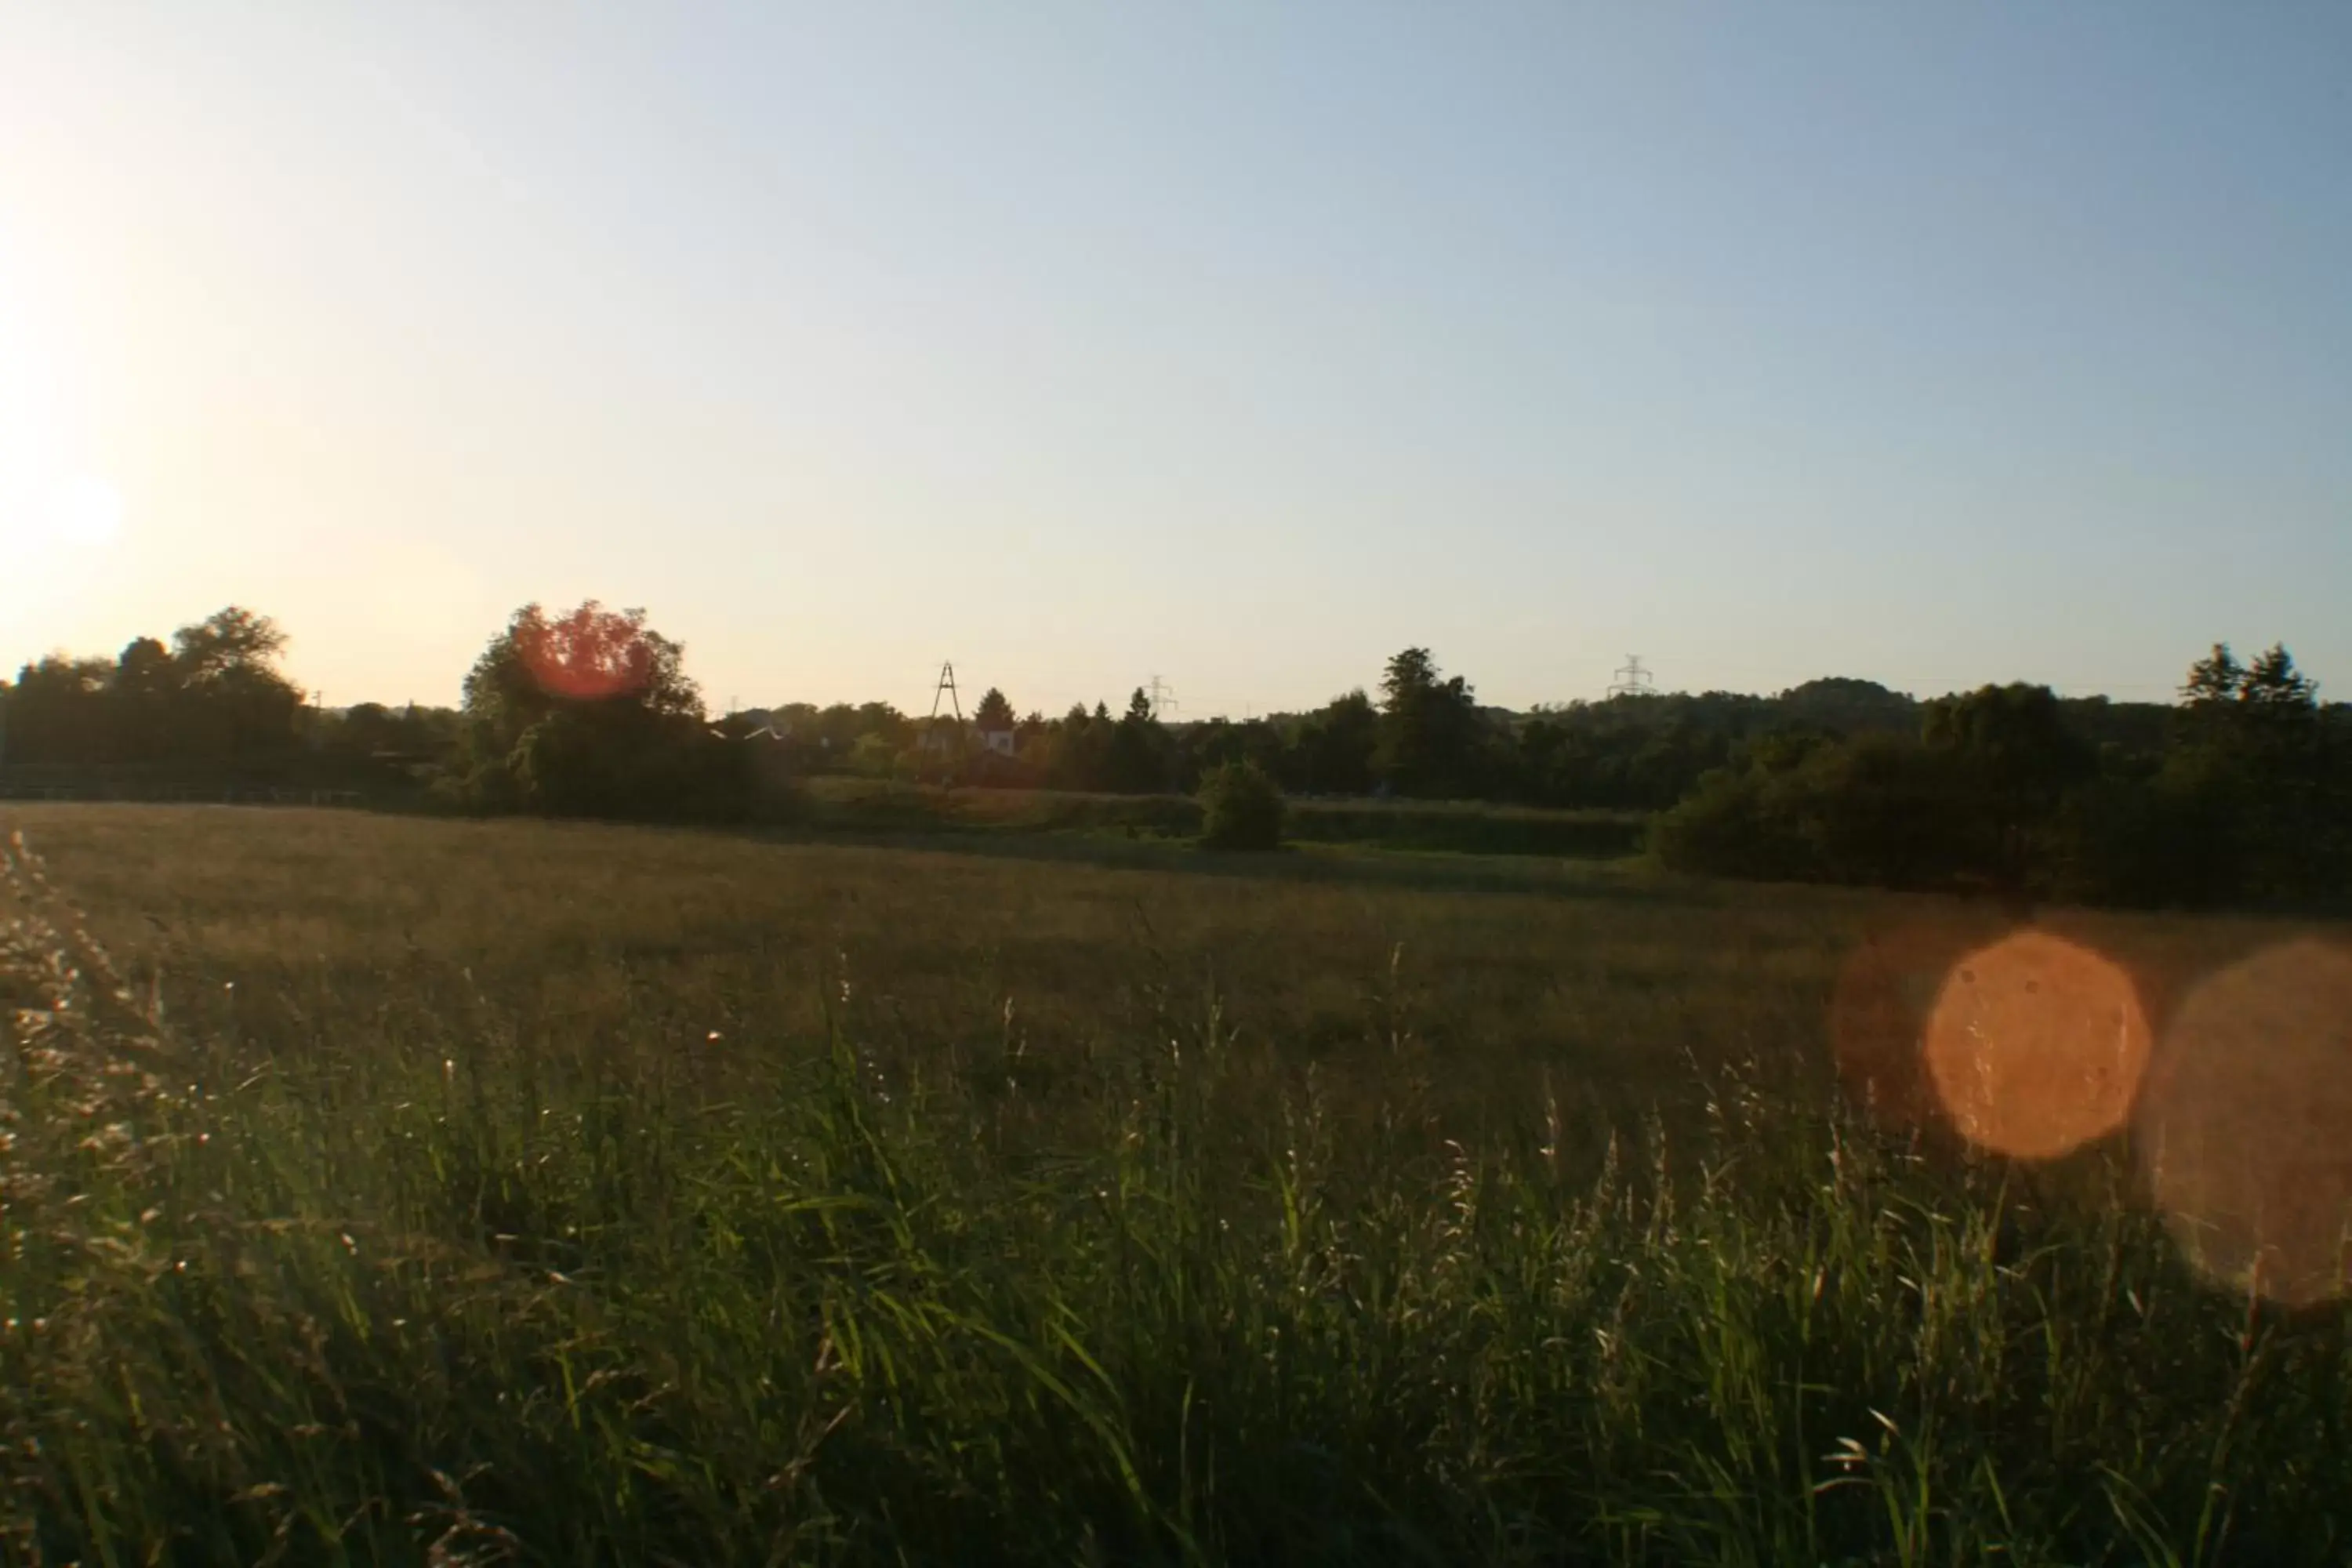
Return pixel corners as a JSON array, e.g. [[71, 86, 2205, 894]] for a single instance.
[[1145, 674, 1180, 720]]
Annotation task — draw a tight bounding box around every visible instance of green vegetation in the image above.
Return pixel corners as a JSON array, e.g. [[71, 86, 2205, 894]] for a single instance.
[[1195, 759, 1285, 851], [5, 805, 2351, 1563], [1656, 648, 2352, 908], [447, 601, 784, 824], [798, 778, 1646, 858], [0, 606, 458, 801], [8, 604, 2347, 906]]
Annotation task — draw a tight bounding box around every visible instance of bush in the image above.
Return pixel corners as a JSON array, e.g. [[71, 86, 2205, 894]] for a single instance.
[[1197, 758, 1285, 851], [1650, 766, 1806, 880], [1655, 735, 1980, 891]]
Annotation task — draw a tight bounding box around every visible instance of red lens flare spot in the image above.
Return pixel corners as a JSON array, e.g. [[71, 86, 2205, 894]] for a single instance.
[[516, 602, 658, 701], [2140, 938, 2352, 1308], [1922, 929, 2149, 1162]]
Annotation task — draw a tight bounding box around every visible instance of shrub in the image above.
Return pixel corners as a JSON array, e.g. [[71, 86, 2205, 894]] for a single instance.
[[1655, 735, 1978, 891], [1650, 766, 1804, 880], [1197, 758, 1285, 851]]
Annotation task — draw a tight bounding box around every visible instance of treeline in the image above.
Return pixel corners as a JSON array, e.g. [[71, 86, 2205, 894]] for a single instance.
[[9, 604, 2345, 906], [750, 661, 2186, 811], [2, 606, 2195, 822], [1653, 644, 2352, 907], [762, 648, 1703, 802], [0, 608, 456, 786]]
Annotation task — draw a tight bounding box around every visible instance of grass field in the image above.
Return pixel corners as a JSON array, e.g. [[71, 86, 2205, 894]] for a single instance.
[[799, 777, 1651, 858], [4, 804, 2351, 1564]]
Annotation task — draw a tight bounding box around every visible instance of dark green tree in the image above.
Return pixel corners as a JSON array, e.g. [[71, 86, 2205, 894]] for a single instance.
[[1106, 688, 1172, 793], [1288, 690, 1379, 795], [165, 608, 304, 764], [1, 608, 303, 770], [1922, 683, 2096, 887], [2158, 642, 2332, 898], [1376, 648, 1486, 798], [171, 607, 288, 683], [2, 657, 114, 764], [1198, 758, 1285, 850], [973, 687, 1016, 731], [456, 601, 752, 820]]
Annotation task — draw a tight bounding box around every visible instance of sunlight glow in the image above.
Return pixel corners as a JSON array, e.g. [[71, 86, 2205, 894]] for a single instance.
[[0, 268, 118, 548], [45, 472, 123, 547], [0, 283, 58, 550]]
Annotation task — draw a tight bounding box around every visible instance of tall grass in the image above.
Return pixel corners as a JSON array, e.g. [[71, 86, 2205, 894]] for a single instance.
[[3, 817, 2348, 1563]]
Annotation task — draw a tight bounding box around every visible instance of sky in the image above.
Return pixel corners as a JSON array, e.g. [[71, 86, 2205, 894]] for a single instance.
[[3, 3, 2348, 718]]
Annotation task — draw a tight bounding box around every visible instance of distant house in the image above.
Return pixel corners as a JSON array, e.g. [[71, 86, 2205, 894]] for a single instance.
[[710, 713, 795, 800], [918, 721, 1015, 759], [734, 707, 790, 740]]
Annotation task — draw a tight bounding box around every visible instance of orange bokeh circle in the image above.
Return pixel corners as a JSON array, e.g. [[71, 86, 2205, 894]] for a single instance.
[[1922, 929, 2150, 1162], [2140, 938, 2352, 1307]]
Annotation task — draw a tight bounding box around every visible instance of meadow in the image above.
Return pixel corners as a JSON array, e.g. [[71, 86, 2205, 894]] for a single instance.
[[3, 804, 2350, 1564], [797, 777, 1650, 858]]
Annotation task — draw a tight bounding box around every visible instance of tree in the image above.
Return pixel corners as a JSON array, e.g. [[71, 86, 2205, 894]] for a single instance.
[[2, 656, 114, 764], [460, 603, 698, 768], [1650, 765, 1807, 882], [0, 608, 304, 771], [1289, 690, 1379, 795], [1043, 702, 1106, 790], [1105, 688, 1172, 793], [1791, 733, 1972, 888], [1198, 759, 1285, 850], [2241, 644, 2321, 713], [1777, 677, 1919, 737], [1376, 648, 1486, 797], [1651, 732, 1968, 889], [2182, 643, 2248, 710], [114, 637, 175, 697], [973, 688, 1015, 732], [1646, 640, 2347, 908], [2158, 641, 2332, 899], [456, 601, 756, 820], [166, 608, 304, 764], [171, 607, 289, 684], [1922, 683, 2095, 887]]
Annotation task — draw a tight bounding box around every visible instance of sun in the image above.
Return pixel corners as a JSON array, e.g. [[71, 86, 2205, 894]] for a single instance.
[[0, 273, 120, 556], [46, 471, 124, 547]]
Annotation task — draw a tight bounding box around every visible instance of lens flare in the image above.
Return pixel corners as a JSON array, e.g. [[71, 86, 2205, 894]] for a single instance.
[[2140, 938, 2352, 1307], [1830, 918, 1998, 1131], [1922, 929, 2149, 1161], [515, 602, 659, 701]]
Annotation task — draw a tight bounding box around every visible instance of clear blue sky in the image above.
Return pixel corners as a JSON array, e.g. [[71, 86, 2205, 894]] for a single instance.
[[4, 2, 2347, 717]]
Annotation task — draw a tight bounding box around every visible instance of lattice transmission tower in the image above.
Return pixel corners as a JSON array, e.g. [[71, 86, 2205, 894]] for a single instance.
[[923, 660, 967, 784], [927, 660, 965, 727], [1606, 655, 1658, 699]]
